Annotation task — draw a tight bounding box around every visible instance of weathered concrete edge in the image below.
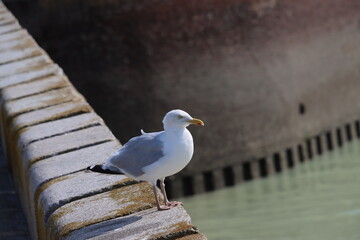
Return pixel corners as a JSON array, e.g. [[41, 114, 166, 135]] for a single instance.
[[0, 2, 206, 240]]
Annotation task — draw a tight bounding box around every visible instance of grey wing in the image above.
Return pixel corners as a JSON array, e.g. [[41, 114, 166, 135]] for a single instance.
[[106, 131, 164, 177]]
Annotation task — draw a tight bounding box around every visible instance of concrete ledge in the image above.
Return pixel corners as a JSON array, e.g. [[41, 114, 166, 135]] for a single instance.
[[0, 2, 205, 240], [66, 206, 202, 240]]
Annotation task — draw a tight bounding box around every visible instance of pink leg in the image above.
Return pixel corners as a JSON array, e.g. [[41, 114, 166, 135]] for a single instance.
[[152, 184, 170, 211], [160, 178, 183, 207]]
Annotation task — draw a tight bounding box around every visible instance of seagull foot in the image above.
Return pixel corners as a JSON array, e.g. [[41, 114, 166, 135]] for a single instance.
[[166, 201, 183, 207], [157, 206, 172, 211], [157, 201, 183, 211]]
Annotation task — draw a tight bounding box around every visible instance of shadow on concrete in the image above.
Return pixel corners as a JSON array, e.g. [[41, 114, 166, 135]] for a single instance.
[[0, 142, 30, 239]]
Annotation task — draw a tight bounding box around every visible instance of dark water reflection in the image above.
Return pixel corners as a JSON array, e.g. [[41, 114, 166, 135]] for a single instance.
[[180, 140, 360, 240]]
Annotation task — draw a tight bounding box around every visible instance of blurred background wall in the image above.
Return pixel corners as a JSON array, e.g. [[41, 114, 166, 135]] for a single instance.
[[4, 0, 360, 179]]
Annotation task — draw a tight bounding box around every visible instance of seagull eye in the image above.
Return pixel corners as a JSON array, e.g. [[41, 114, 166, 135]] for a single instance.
[[177, 115, 184, 119]]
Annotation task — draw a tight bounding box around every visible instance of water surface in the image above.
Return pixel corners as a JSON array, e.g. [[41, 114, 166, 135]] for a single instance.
[[181, 140, 360, 240]]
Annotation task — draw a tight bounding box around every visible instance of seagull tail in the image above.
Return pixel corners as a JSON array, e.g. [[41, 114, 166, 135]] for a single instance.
[[87, 164, 124, 175]]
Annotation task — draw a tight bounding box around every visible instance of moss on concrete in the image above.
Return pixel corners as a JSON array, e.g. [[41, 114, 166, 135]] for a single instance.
[[149, 221, 199, 240], [46, 182, 159, 240]]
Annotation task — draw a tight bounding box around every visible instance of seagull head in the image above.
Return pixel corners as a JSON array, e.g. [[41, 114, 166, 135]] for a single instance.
[[163, 109, 204, 130]]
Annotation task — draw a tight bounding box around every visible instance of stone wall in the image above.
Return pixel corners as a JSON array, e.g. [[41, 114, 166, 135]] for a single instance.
[[0, 3, 205, 239], [5, 0, 360, 196], [5, 0, 360, 198]]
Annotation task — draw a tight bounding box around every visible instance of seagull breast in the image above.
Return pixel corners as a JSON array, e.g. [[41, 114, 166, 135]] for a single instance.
[[141, 128, 194, 181]]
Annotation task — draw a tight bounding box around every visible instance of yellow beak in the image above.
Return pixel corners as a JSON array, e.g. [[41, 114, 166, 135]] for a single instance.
[[188, 118, 204, 126]]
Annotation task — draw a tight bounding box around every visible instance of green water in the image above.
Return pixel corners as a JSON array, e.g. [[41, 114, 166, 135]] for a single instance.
[[181, 140, 360, 240]]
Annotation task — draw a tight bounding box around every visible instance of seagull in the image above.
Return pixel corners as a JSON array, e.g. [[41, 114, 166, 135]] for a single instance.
[[88, 109, 204, 210]]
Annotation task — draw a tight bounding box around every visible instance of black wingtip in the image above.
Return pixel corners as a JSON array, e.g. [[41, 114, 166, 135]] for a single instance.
[[87, 164, 103, 172], [87, 164, 123, 174]]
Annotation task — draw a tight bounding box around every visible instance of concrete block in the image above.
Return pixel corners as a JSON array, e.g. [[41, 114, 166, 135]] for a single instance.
[[27, 141, 120, 240], [0, 63, 62, 89], [0, 35, 34, 51], [0, 8, 7, 14], [15, 127, 117, 239], [25, 141, 121, 240], [0, 29, 28, 43], [0, 9, 7, 16], [0, 12, 16, 25], [45, 182, 166, 239], [22, 125, 116, 166], [29, 141, 120, 187], [0, 37, 41, 65], [5, 110, 104, 180], [0, 21, 21, 35], [18, 113, 104, 148], [10, 101, 92, 132], [36, 172, 133, 234], [4, 87, 83, 119], [66, 206, 199, 240], [0, 54, 52, 78], [0, 1, 6, 9], [1, 75, 69, 102]]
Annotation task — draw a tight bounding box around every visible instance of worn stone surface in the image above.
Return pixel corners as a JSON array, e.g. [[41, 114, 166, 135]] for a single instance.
[[8, 125, 117, 223], [0, 29, 28, 43], [46, 182, 156, 239], [0, 21, 20, 35], [3, 87, 82, 118], [45, 182, 176, 240], [0, 35, 35, 51], [0, 63, 62, 89], [0, 54, 52, 78], [28, 141, 121, 239], [0, 12, 15, 25], [28, 141, 120, 187], [22, 125, 116, 166], [37, 172, 132, 227], [10, 101, 92, 132], [1, 75, 69, 101], [14, 124, 117, 240], [18, 112, 104, 147], [0, 37, 41, 65], [66, 206, 200, 240], [0, 44, 41, 64]]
